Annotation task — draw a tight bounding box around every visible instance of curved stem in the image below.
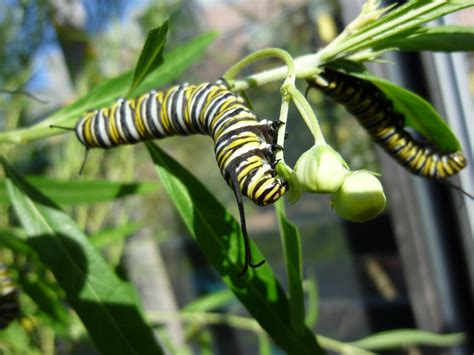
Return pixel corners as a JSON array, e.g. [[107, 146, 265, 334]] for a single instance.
[[285, 84, 326, 145], [223, 48, 296, 83], [223, 48, 298, 166], [230, 53, 321, 92]]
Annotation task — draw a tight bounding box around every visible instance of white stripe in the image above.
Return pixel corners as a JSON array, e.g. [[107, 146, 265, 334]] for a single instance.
[[115, 99, 126, 141], [76, 118, 86, 144], [98, 110, 112, 147], [174, 87, 187, 132], [124, 101, 140, 140]]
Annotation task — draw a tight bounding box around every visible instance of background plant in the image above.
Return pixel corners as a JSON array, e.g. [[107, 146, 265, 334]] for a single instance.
[[1, 0, 473, 354]]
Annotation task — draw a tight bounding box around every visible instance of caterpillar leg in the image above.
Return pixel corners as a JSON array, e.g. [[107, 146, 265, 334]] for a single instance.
[[229, 169, 265, 276]]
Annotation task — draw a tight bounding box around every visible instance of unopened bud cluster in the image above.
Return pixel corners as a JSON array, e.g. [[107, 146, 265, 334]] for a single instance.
[[294, 144, 386, 222]]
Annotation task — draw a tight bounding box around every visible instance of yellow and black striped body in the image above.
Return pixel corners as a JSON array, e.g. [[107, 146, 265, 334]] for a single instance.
[[309, 69, 466, 179], [0, 265, 20, 329], [75, 81, 288, 206]]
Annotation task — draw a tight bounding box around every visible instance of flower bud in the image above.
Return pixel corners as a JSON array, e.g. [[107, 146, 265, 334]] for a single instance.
[[295, 145, 348, 193], [332, 171, 386, 223]]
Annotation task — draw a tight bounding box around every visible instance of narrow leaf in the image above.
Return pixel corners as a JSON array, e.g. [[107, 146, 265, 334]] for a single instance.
[[375, 26, 474, 52], [128, 20, 169, 97], [21, 274, 71, 331], [370, 77, 461, 152], [1, 158, 163, 355], [275, 200, 305, 336], [0, 176, 159, 205], [145, 142, 324, 355], [339, 1, 474, 56], [0, 228, 34, 255]]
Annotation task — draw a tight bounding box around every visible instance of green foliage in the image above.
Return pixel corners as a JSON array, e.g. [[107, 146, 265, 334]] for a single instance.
[[128, 19, 169, 97], [0, 1, 471, 354], [0, 31, 217, 144], [275, 200, 306, 336], [0, 176, 160, 205], [374, 25, 474, 52], [2, 158, 164, 355], [146, 142, 324, 355]]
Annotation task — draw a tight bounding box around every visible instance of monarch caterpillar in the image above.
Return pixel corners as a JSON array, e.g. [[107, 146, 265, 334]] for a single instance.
[[308, 68, 467, 179], [0, 264, 20, 329], [57, 80, 288, 275]]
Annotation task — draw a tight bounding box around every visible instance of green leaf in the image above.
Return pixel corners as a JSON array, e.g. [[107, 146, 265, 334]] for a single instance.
[[0, 31, 217, 144], [0, 322, 42, 355], [374, 26, 474, 52], [145, 142, 324, 355], [21, 273, 71, 332], [275, 200, 305, 336], [370, 77, 461, 152], [89, 222, 143, 249], [0, 228, 34, 255], [351, 329, 466, 350], [329, 64, 461, 152], [324, 1, 474, 62], [1, 158, 163, 355], [0, 176, 160, 205], [128, 20, 169, 97]]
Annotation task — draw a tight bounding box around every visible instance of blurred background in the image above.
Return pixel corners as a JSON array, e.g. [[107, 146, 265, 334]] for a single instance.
[[0, 0, 473, 354]]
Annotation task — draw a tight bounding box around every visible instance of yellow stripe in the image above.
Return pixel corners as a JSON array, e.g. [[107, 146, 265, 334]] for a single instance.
[[160, 88, 175, 134], [108, 102, 122, 144], [134, 95, 148, 138], [84, 113, 96, 146]]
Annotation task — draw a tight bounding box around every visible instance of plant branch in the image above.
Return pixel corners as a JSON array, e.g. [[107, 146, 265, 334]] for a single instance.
[[148, 310, 374, 354]]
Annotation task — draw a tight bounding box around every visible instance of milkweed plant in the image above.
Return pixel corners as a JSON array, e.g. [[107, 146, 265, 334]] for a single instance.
[[0, 1, 473, 354]]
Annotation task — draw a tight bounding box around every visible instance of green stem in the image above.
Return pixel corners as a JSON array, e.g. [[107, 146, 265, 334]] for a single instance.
[[317, 335, 375, 355], [230, 53, 321, 92], [350, 329, 466, 351], [285, 84, 326, 145], [148, 310, 374, 354], [223, 48, 295, 83], [149, 310, 263, 333]]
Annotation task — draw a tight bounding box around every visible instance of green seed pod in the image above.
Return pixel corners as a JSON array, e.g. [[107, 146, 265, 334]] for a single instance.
[[332, 171, 386, 222], [295, 145, 348, 193]]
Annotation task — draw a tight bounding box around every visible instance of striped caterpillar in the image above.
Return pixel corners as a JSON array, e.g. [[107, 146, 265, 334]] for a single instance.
[[66, 80, 288, 275]]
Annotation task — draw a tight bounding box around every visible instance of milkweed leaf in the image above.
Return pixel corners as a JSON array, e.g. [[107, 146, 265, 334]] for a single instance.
[[128, 20, 169, 96], [145, 142, 324, 355], [1, 158, 164, 355]]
